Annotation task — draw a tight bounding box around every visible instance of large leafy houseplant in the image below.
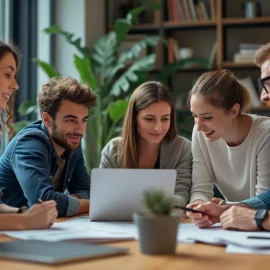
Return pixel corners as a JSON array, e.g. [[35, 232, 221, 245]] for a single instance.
[[34, 2, 164, 171], [14, 2, 210, 171]]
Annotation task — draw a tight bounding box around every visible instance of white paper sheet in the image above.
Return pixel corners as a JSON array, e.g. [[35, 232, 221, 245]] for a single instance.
[[177, 223, 270, 248], [4, 217, 270, 251], [4, 216, 138, 241]]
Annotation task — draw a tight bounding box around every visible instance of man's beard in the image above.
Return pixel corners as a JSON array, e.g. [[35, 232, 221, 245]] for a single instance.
[[51, 121, 83, 151]]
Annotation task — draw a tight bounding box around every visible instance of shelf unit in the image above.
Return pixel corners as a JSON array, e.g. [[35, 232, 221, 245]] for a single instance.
[[129, 0, 269, 69], [106, 0, 270, 123]]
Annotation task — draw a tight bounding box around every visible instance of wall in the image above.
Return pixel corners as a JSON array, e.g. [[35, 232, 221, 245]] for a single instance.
[[54, 0, 105, 78]]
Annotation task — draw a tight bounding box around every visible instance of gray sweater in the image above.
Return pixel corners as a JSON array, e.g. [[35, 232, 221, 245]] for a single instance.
[[99, 135, 192, 206]]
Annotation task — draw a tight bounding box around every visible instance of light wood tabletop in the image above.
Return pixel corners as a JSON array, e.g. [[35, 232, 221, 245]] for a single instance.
[[0, 215, 270, 270]]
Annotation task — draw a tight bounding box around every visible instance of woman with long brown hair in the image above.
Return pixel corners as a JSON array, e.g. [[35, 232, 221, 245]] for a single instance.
[[0, 40, 57, 230], [100, 81, 192, 207]]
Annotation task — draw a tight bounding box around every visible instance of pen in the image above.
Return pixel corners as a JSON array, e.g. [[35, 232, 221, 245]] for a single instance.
[[247, 236, 270, 240], [175, 206, 203, 213]]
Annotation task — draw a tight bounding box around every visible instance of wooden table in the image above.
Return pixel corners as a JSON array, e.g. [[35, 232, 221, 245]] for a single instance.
[[1, 216, 270, 270]]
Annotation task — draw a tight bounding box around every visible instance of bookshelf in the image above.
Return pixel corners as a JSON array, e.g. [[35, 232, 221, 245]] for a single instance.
[[106, 0, 270, 136]]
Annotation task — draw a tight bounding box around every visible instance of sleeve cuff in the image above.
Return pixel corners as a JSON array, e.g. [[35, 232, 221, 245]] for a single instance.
[[173, 195, 188, 207], [66, 195, 80, 216], [74, 191, 89, 199], [189, 193, 210, 204], [242, 197, 268, 210]]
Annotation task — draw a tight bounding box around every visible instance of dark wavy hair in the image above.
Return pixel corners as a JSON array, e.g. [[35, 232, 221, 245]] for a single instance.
[[37, 77, 97, 118], [0, 40, 20, 137]]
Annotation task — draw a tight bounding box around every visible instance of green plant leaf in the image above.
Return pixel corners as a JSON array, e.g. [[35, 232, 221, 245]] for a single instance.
[[44, 25, 90, 57], [127, 1, 160, 24], [114, 1, 160, 49], [92, 32, 117, 81], [108, 99, 129, 122], [44, 25, 62, 34], [114, 19, 131, 48], [118, 36, 160, 65], [12, 121, 32, 134], [110, 53, 156, 96], [35, 59, 60, 78], [17, 101, 38, 116], [74, 54, 98, 89]]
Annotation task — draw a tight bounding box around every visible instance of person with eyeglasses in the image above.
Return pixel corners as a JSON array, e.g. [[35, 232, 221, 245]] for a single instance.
[[255, 43, 270, 106]]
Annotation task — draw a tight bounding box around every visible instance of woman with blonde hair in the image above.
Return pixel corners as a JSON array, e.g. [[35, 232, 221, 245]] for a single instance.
[[100, 81, 192, 207], [187, 69, 270, 228], [0, 40, 57, 230]]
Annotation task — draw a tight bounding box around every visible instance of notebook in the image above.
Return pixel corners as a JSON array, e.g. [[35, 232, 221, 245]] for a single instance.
[[0, 240, 128, 265]]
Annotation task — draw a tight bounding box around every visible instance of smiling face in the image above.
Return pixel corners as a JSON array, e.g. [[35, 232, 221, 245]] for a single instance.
[[0, 53, 19, 110], [43, 99, 89, 153], [136, 101, 171, 145], [190, 94, 235, 142]]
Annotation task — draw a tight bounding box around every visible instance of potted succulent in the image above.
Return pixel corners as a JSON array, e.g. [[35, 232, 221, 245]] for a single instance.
[[133, 189, 180, 255]]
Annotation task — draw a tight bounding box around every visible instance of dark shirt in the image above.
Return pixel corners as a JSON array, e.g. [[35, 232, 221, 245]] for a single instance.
[[153, 154, 160, 169]]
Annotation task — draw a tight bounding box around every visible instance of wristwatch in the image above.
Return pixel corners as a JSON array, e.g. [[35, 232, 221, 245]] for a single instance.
[[254, 209, 268, 231]]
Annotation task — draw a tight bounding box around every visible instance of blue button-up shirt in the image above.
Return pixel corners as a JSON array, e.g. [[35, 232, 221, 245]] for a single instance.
[[0, 120, 90, 217], [243, 189, 270, 209]]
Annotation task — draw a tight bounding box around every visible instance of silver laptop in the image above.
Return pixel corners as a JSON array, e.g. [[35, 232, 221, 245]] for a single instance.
[[89, 168, 177, 221]]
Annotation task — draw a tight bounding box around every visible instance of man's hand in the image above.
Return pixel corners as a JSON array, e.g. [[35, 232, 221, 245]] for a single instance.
[[211, 197, 224, 205], [23, 200, 58, 229], [220, 206, 258, 231], [187, 201, 229, 228]]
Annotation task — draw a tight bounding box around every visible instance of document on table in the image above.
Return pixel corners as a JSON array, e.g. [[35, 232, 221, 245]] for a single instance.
[[4, 216, 138, 242], [4, 217, 270, 250], [178, 223, 270, 248]]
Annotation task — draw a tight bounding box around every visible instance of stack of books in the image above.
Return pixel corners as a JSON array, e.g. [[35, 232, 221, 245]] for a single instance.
[[233, 44, 263, 63], [167, 0, 216, 22]]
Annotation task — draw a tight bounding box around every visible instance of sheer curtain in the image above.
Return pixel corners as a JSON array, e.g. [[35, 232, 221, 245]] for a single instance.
[[0, 0, 12, 155], [0, 0, 53, 154]]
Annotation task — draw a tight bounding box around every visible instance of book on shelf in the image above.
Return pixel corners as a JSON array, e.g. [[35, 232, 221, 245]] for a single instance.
[[240, 43, 263, 50], [239, 43, 263, 54], [183, 0, 192, 21], [189, 0, 198, 20], [195, 4, 204, 20], [178, 0, 187, 21], [233, 53, 254, 63], [167, 0, 214, 22], [198, 1, 210, 20], [233, 43, 263, 63]]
